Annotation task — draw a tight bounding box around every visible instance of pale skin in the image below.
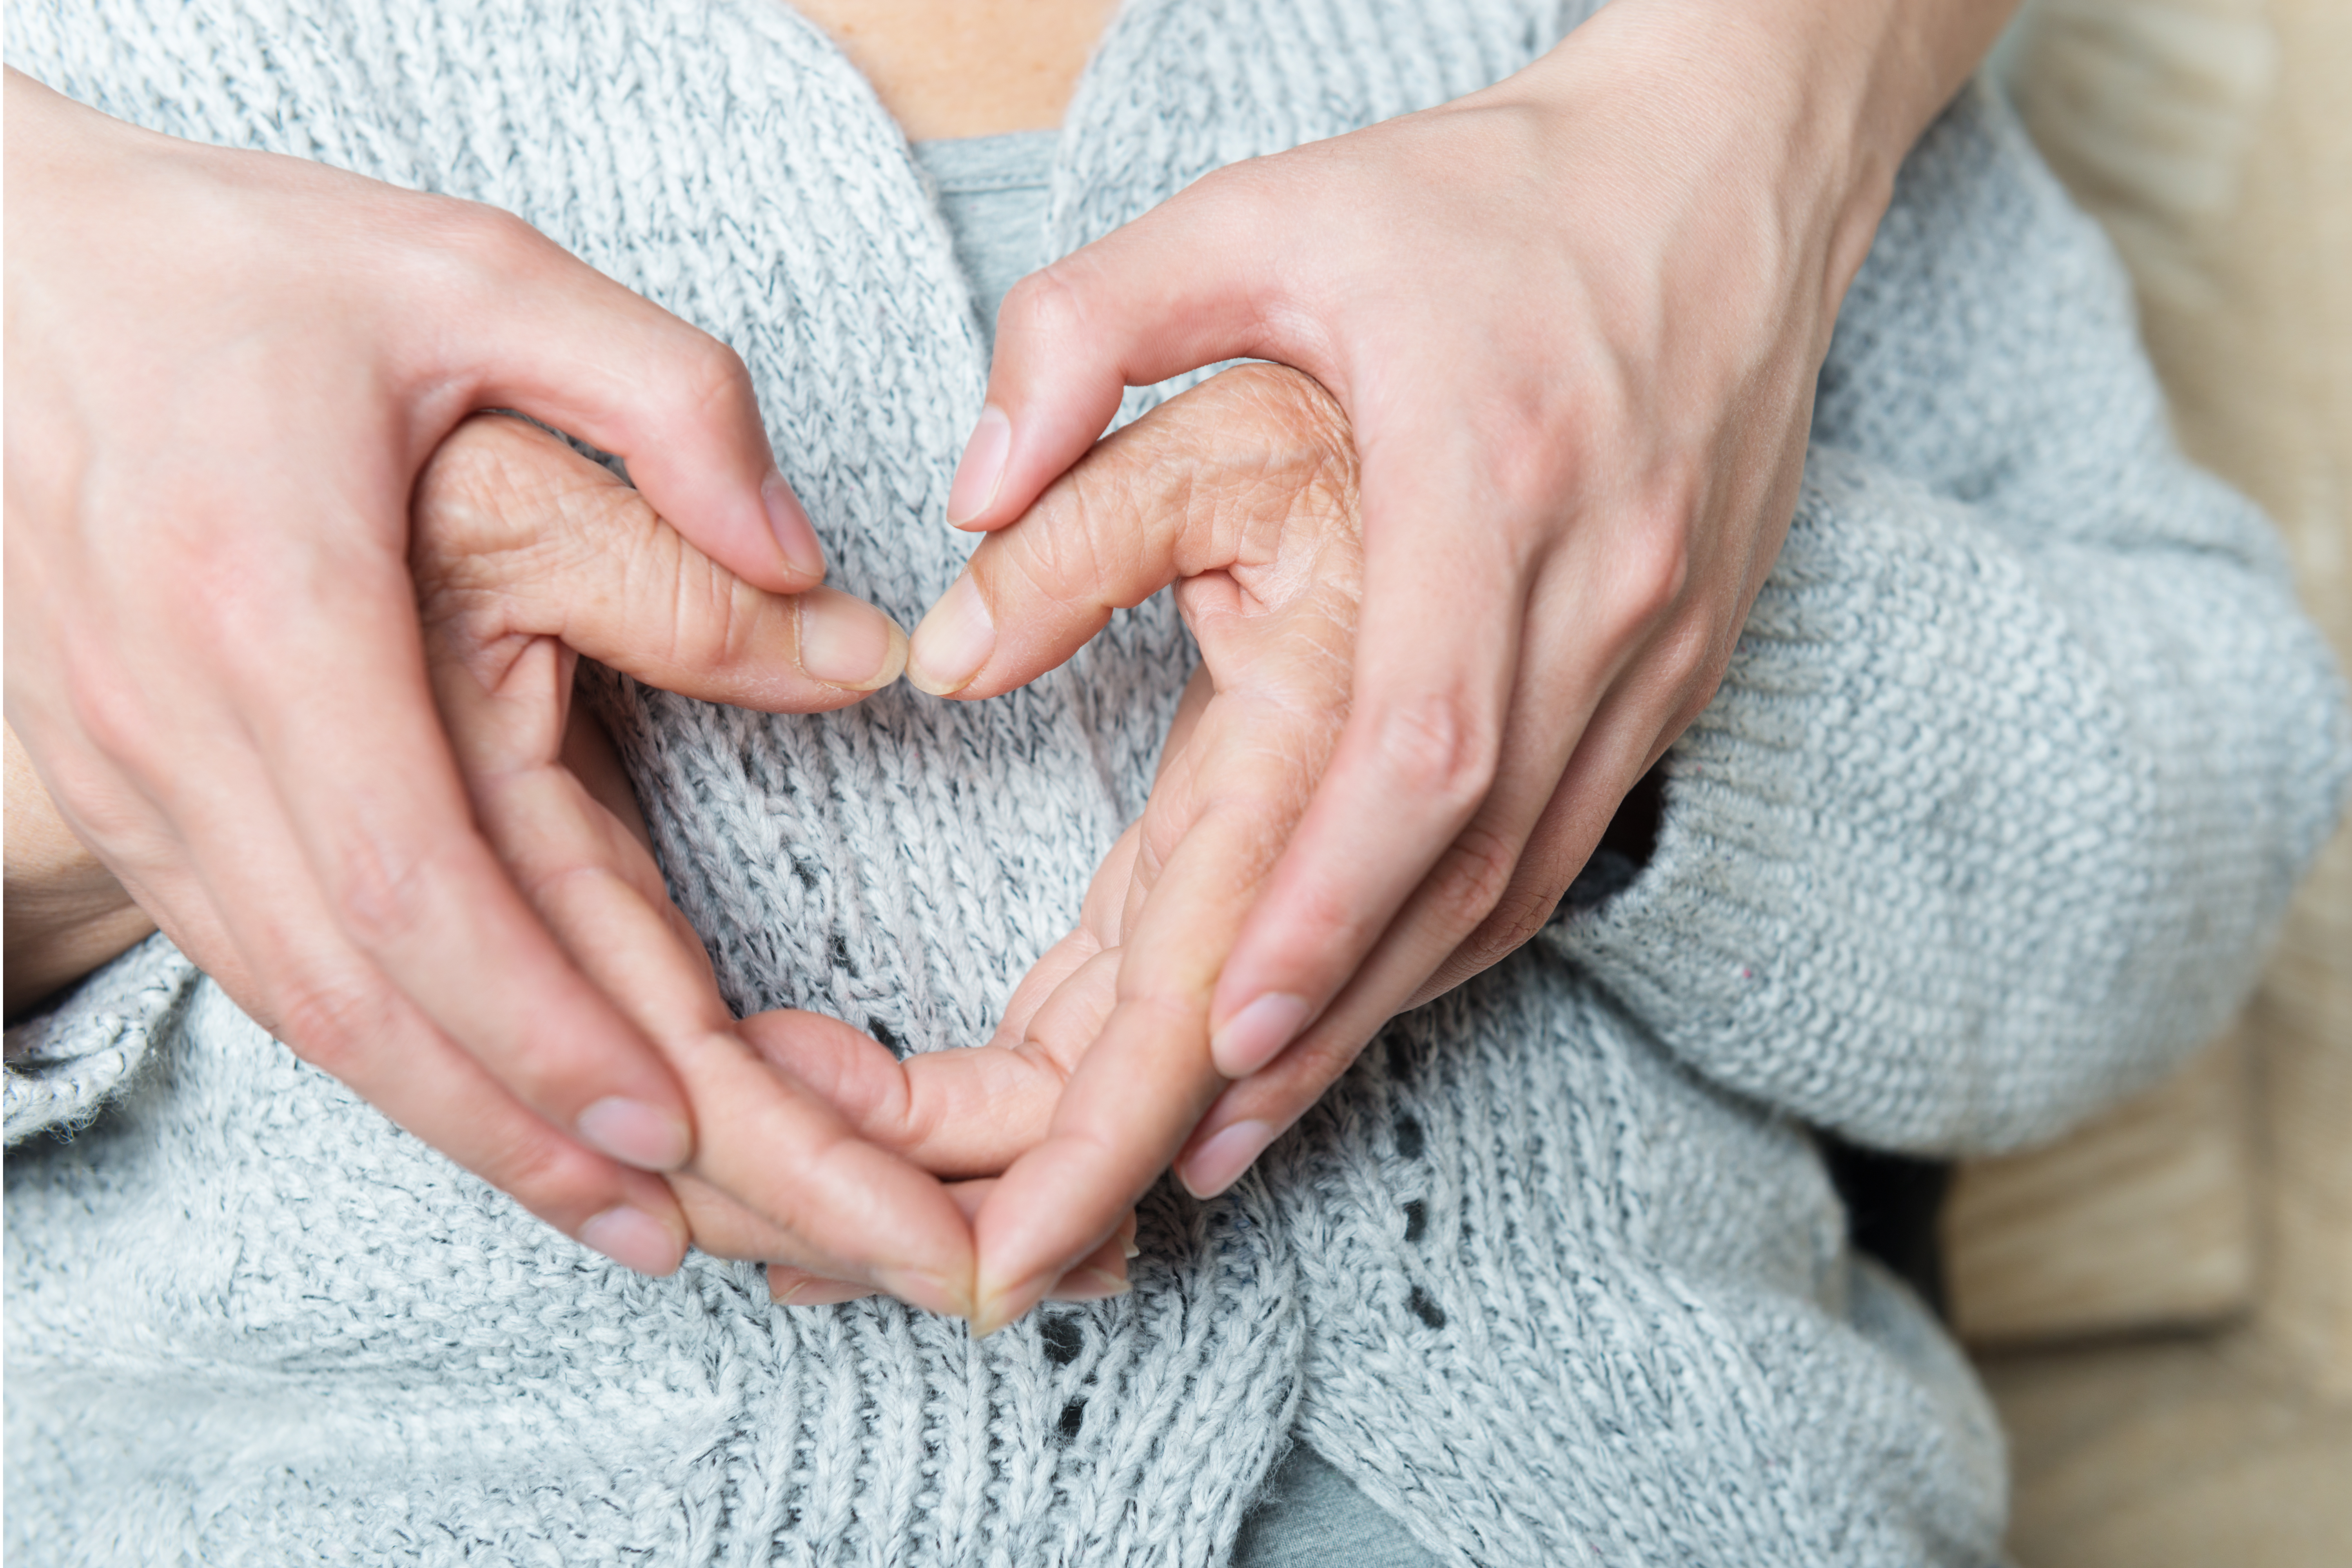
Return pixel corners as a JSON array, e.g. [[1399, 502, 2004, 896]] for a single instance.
[[5, 0, 2014, 1323], [7, 367, 1357, 1313], [443, 367, 1367, 1308]]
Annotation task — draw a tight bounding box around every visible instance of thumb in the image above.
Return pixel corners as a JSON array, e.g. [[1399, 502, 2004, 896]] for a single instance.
[[904, 365, 1348, 701], [945, 169, 1316, 535], [416, 416, 907, 710]]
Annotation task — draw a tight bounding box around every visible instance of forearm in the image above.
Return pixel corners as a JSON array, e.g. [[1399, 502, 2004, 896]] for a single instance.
[[1496, 0, 2021, 315], [1566, 449, 2346, 1153]]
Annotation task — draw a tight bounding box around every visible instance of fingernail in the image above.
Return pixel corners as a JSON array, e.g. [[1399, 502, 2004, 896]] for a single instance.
[[797, 589, 908, 690], [1210, 993, 1310, 1078], [772, 1275, 876, 1308], [1122, 1239, 1141, 1259], [1050, 1268, 1133, 1303], [1179, 1120, 1274, 1200], [946, 406, 1010, 527], [576, 1096, 692, 1171], [880, 1267, 972, 1321], [970, 1273, 1049, 1338], [906, 572, 995, 697], [578, 1206, 684, 1276], [762, 469, 827, 581]]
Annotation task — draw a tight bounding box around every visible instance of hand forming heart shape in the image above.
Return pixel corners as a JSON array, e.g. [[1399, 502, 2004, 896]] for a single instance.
[[410, 365, 1360, 1325]]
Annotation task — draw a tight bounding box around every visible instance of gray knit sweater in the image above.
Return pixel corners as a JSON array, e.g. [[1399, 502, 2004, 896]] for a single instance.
[[7, 2, 2347, 1564]]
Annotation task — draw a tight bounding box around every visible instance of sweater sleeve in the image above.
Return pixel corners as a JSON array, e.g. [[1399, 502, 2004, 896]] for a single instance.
[[4, 933, 201, 1145], [1549, 82, 2352, 1157]]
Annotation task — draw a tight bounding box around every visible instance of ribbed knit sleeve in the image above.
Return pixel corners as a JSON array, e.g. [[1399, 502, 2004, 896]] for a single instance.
[[4, 935, 199, 1145], [1553, 84, 2352, 1156]]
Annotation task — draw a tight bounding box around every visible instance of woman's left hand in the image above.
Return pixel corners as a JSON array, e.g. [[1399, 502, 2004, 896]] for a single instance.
[[882, 364, 1366, 1330]]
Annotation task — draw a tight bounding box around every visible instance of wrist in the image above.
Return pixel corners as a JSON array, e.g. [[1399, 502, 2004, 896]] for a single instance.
[[1496, 0, 2013, 298]]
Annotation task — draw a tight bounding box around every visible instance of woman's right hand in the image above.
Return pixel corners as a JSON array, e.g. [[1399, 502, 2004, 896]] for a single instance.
[[2, 71, 833, 1262]]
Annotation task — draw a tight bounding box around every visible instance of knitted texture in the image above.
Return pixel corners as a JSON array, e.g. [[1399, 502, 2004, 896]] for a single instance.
[[6, 2, 2347, 1564], [2, 935, 196, 1143]]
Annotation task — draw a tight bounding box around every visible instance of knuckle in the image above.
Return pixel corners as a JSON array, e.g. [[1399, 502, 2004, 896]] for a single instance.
[[461, 201, 553, 269], [328, 831, 445, 954], [422, 199, 556, 286], [1653, 610, 1727, 705], [59, 666, 161, 778], [670, 333, 755, 419], [1479, 884, 1558, 960], [272, 975, 396, 1080], [1426, 817, 1519, 934], [1370, 695, 1498, 817], [997, 263, 1094, 350], [1610, 505, 1697, 631], [1481, 409, 1579, 523]]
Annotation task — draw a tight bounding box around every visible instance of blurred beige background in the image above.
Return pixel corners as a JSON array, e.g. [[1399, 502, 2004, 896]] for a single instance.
[[1945, 0, 2352, 1561]]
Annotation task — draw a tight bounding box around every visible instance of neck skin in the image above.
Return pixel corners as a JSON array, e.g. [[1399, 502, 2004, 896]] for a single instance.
[[794, 0, 2014, 158], [789, 0, 1120, 139]]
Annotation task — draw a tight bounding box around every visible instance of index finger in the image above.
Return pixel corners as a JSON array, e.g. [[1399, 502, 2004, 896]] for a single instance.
[[969, 659, 1338, 1330]]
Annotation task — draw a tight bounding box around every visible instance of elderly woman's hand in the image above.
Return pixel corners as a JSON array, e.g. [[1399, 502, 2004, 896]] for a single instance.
[[746, 365, 1363, 1320], [856, 365, 1364, 1328], [408, 414, 1138, 1307], [406, 415, 969, 1297]]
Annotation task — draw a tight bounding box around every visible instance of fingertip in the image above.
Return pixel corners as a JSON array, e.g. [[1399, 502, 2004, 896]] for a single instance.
[[1046, 1268, 1132, 1304], [945, 407, 1012, 529], [970, 1272, 1052, 1338], [882, 1265, 976, 1323], [769, 1268, 877, 1308], [1208, 993, 1310, 1079], [575, 1095, 693, 1172], [795, 589, 908, 692], [1176, 1119, 1274, 1200], [906, 572, 995, 698], [762, 469, 828, 585], [578, 1204, 689, 1276]]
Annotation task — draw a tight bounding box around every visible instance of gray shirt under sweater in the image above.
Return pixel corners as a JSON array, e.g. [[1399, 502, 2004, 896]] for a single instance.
[[7, 2, 2349, 1564]]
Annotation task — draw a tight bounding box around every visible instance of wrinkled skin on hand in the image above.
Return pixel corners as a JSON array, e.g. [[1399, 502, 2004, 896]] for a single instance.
[[779, 367, 1365, 1317], [901, 367, 1365, 1328], [415, 367, 1359, 1321]]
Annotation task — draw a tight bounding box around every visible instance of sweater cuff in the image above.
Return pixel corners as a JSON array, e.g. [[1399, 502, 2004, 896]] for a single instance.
[[1544, 444, 2347, 1154], [4, 932, 199, 1144]]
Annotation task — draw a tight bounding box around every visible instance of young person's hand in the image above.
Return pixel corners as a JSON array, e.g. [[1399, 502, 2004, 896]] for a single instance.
[[4, 71, 829, 1258], [410, 413, 1133, 1307], [918, 0, 2016, 1187]]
